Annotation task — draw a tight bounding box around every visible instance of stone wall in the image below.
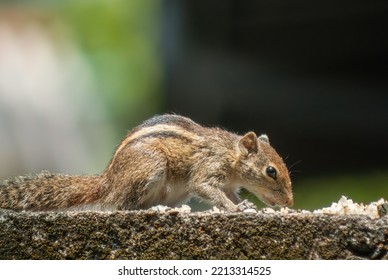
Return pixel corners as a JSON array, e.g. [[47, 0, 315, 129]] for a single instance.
[[0, 209, 387, 259]]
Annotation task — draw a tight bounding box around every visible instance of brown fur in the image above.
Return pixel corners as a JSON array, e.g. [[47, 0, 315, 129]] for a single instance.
[[0, 114, 293, 211]]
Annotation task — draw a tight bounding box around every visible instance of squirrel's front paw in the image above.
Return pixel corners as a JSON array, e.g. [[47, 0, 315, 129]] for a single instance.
[[237, 199, 258, 212]]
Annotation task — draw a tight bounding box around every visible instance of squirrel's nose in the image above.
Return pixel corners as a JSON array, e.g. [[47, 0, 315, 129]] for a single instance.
[[286, 181, 293, 207]]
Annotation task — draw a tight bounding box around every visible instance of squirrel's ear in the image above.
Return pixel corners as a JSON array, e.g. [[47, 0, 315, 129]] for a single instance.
[[258, 134, 269, 144], [239, 132, 258, 155]]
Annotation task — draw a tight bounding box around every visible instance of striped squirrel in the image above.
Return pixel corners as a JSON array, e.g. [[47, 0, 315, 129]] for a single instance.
[[0, 114, 293, 211]]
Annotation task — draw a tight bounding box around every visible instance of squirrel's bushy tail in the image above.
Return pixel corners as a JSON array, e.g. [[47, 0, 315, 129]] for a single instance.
[[0, 171, 101, 211]]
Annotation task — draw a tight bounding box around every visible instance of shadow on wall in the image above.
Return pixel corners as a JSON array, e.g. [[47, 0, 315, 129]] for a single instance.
[[162, 0, 388, 176]]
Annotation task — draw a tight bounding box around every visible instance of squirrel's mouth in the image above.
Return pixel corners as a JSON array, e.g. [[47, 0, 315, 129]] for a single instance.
[[261, 196, 277, 207], [261, 193, 293, 208], [245, 185, 293, 208]]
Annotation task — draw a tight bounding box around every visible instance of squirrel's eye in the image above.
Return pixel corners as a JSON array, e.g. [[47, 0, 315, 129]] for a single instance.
[[266, 166, 277, 179]]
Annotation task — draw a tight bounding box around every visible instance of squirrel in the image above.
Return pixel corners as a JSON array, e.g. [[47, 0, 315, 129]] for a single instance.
[[0, 114, 293, 211]]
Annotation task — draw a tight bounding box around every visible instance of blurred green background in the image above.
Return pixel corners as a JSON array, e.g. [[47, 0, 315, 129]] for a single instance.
[[0, 0, 387, 210]]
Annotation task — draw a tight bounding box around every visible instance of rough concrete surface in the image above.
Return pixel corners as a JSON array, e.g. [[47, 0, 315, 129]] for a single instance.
[[0, 209, 387, 260]]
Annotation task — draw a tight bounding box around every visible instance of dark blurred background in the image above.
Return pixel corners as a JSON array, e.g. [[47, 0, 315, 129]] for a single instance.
[[0, 0, 387, 209]]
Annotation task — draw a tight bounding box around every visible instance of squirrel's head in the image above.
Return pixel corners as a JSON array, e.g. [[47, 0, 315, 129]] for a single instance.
[[235, 132, 293, 207]]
